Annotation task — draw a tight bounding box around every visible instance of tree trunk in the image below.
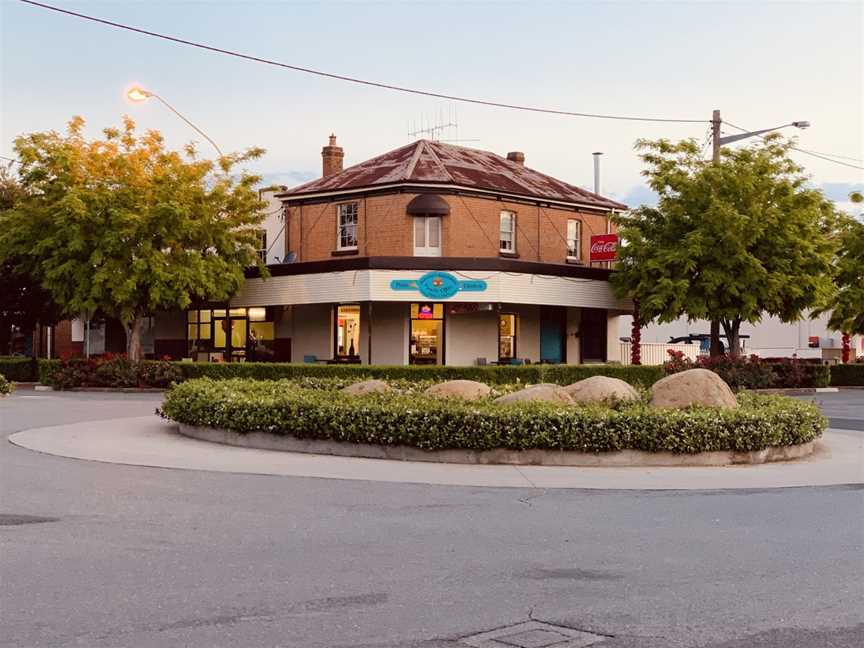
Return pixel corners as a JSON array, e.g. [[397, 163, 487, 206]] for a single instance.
[[125, 316, 143, 361], [630, 301, 642, 365], [721, 319, 742, 358], [709, 319, 724, 357]]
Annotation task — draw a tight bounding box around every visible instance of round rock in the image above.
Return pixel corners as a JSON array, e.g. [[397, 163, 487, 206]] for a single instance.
[[564, 376, 640, 404], [494, 383, 573, 405], [341, 379, 391, 396], [650, 368, 738, 409], [424, 380, 491, 401]]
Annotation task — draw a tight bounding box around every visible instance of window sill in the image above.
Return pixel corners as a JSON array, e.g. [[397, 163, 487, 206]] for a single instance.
[[499, 251, 520, 259], [331, 248, 359, 257]]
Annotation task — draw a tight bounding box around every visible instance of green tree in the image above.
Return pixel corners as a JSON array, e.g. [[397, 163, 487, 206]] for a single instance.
[[0, 116, 267, 359], [0, 164, 64, 354], [611, 134, 838, 357], [817, 192, 864, 335]]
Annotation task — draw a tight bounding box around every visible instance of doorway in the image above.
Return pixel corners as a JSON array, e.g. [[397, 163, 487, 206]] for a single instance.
[[410, 303, 444, 364], [580, 308, 608, 363], [540, 306, 566, 363]]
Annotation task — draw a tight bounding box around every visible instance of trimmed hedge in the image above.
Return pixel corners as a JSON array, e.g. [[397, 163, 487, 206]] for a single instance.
[[39, 359, 663, 389], [44, 356, 183, 389], [0, 357, 38, 382], [831, 363, 864, 387], [171, 361, 664, 387], [159, 378, 826, 454], [0, 374, 13, 396], [664, 352, 831, 390]]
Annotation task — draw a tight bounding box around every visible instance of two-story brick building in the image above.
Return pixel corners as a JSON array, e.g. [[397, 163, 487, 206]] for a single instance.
[[148, 136, 632, 365]]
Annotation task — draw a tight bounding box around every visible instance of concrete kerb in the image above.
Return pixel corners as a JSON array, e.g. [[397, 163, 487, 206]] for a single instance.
[[177, 423, 816, 467], [8, 416, 863, 490]]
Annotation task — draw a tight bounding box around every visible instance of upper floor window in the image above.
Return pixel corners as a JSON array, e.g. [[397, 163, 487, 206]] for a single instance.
[[500, 210, 516, 253], [337, 202, 358, 250], [413, 216, 441, 257], [256, 229, 268, 262], [567, 219, 581, 260]]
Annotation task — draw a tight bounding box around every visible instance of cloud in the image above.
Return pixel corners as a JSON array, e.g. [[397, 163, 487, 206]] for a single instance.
[[817, 182, 863, 202], [258, 170, 317, 188], [617, 184, 658, 208]]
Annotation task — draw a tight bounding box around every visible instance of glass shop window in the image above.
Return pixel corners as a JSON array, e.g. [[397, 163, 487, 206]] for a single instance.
[[499, 314, 517, 362], [335, 305, 361, 359]]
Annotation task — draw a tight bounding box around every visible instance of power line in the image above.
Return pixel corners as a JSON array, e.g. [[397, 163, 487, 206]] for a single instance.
[[724, 120, 864, 171], [19, 0, 707, 125]]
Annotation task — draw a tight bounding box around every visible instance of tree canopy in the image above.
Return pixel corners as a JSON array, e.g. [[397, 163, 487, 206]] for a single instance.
[[0, 116, 267, 359], [611, 135, 839, 357], [817, 192, 864, 335]]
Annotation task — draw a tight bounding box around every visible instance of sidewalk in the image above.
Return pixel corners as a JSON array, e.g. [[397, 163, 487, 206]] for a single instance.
[[9, 415, 863, 490]]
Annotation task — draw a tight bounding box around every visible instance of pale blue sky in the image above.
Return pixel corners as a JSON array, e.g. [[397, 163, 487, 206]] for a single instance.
[[2, 0, 862, 207]]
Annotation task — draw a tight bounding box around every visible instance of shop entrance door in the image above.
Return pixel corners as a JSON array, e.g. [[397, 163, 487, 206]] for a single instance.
[[409, 303, 444, 364], [580, 308, 607, 363], [540, 306, 565, 363]]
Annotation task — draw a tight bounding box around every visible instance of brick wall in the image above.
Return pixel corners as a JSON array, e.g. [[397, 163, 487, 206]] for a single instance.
[[285, 192, 615, 264]]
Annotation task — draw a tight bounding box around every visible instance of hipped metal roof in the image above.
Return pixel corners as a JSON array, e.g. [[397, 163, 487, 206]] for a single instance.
[[278, 140, 627, 211]]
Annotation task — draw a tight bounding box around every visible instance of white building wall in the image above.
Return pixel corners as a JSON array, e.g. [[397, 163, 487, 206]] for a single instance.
[[446, 310, 499, 366], [258, 189, 286, 265], [607, 314, 621, 363], [369, 302, 408, 365], [566, 308, 581, 364], [509, 304, 541, 364], [290, 303, 332, 362]]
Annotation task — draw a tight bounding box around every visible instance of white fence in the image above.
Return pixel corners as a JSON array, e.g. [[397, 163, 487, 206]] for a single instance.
[[619, 342, 700, 366]]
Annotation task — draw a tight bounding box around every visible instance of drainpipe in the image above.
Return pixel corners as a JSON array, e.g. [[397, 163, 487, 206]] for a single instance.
[[592, 152, 602, 195]]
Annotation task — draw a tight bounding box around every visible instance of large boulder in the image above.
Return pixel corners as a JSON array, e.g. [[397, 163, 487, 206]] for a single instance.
[[564, 376, 640, 404], [341, 379, 391, 396], [650, 369, 738, 409], [494, 383, 573, 405], [425, 380, 491, 401]]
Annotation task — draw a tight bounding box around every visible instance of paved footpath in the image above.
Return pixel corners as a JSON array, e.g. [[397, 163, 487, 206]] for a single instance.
[[1, 391, 863, 648]]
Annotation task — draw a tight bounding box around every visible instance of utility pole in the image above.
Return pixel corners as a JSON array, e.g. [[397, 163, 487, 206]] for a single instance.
[[708, 109, 724, 357]]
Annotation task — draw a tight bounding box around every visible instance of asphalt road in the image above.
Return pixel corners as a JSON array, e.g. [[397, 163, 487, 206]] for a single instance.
[[1, 391, 862, 648]]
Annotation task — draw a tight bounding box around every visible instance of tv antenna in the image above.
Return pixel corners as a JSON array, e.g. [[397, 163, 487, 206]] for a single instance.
[[408, 104, 479, 143]]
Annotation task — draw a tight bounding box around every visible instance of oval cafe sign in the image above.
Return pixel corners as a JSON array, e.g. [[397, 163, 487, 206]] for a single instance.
[[390, 271, 488, 300]]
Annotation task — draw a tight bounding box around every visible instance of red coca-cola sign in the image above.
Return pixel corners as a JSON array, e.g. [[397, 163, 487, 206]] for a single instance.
[[589, 234, 618, 262]]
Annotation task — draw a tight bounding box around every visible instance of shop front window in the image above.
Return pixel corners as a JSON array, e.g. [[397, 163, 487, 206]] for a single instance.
[[499, 314, 517, 362], [410, 303, 444, 365], [188, 306, 276, 362], [187, 309, 212, 358], [335, 305, 361, 360]]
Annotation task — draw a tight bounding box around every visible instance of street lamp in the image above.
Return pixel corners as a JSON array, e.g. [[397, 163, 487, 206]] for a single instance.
[[126, 85, 224, 159]]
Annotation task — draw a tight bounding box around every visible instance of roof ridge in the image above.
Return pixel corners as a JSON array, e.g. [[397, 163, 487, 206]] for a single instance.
[[402, 140, 425, 181], [422, 141, 455, 183]]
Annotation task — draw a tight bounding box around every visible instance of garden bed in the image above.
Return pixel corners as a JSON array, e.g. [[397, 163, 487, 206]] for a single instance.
[[159, 378, 826, 463]]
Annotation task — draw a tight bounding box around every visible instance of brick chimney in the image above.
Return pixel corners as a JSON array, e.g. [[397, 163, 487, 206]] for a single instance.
[[506, 151, 525, 166], [322, 134, 344, 177]]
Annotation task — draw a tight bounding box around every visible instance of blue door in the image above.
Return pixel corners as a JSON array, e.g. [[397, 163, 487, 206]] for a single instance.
[[540, 307, 564, 363]]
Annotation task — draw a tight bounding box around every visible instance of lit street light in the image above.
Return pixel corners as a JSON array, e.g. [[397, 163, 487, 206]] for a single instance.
[[126, 85, 224, 159]]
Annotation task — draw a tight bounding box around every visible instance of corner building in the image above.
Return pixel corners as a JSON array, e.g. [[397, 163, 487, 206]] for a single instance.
[[161, 137, 632, 365]]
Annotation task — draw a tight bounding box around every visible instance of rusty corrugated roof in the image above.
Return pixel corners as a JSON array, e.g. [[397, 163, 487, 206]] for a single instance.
[[280, 140, 626, 210]]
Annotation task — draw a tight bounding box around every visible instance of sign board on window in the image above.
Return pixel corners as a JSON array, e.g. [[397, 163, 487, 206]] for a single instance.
[[589, 234, 618, 262]]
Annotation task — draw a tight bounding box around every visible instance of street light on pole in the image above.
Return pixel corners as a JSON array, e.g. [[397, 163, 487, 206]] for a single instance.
[[126, 86, 224, 159], [707, 109, 810, 355]]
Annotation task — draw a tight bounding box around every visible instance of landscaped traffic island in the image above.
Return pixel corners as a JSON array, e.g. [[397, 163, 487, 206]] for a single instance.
[[158, 370, 827, 467]]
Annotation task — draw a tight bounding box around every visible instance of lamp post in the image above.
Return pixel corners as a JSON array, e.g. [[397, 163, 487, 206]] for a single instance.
[[127, 86, 224, 158], [707, 110, 810, 356]]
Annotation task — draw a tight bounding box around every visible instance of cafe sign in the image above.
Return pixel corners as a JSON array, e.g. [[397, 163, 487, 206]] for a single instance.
[[390, 271, 487, 300]]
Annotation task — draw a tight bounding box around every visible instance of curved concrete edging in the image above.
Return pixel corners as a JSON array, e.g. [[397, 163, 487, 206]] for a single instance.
[[8, 416, 863, 490], [177, 423, 816, 467]]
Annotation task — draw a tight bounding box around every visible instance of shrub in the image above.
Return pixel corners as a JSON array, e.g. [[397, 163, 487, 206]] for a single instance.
[[663, 351, 830, 390], [43, 355, 182, 389], [0, 374, 13, 396], [159, 378, 825, 454], [0, 357, 38, 382], [173, 362, 664, 387], [831, 363, 864, 386]]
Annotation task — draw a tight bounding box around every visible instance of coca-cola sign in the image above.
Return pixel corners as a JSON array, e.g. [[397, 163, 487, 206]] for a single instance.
[[589, 234, 618, 262]]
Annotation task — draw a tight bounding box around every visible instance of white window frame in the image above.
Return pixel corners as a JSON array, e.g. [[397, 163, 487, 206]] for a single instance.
[[336, 202, 359, 250], [566, 219, 582, 261], [499, 210, 516, 253], [413, 216, 442, 257]]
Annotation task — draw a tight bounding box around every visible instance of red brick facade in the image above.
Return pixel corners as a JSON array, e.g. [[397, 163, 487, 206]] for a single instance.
[[285, 192, 615, 265]]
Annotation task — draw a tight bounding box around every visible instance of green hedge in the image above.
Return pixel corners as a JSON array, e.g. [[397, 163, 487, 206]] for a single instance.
[[159, 378, 826, 454], [831, 363, 864, 386], [0, 374, 13, 396], [0, 357, 38, 382], [171, 361, 664, 387]]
